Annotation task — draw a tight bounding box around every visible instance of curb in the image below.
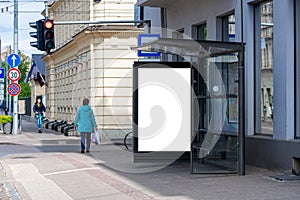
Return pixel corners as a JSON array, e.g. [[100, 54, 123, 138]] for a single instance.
[[1, 163, 21, 200], [3, 182, 21, 200], [0, 183, 10, 200]]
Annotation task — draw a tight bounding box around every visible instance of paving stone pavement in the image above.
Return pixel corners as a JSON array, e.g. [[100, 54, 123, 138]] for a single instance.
[[0, 183, 9, 200], [0, 120, 300, 200], [0, 162, 10, 200]]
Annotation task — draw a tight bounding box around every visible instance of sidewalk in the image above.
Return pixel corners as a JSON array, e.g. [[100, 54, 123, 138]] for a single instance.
[[0, 120, 300, 200]]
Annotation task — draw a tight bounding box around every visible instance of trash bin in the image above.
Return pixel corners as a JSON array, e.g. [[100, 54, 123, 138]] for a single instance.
[[3, 122, 12, 134]]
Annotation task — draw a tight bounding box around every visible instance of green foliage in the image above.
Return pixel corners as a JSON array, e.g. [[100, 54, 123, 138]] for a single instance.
[[0, 115, 13, 124], [20, 82, 31, 97], [2, 51, 31, 98], [204, 27, 207, 40]]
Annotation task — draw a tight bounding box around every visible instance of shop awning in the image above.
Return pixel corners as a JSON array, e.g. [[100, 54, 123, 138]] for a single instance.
[[132, 38, 243, 59]]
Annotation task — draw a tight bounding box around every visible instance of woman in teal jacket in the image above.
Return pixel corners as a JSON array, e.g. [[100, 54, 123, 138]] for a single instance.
[[74, 98, 97, 153]]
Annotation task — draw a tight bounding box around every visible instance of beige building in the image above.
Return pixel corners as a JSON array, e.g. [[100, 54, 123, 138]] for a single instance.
[[1, 45, 12, 62], [43, 0, 141, 135], [29, 54, 47, 118]]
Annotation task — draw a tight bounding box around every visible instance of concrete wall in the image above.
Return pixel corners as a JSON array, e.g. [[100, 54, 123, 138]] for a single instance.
[[246, 136, 300, 170], [272, 0, 295, 140], [89, 30, 140, 130], [92, 0, 136, 21], [50, 0, 90, 50], [143, 7, 161, 28], [166, 0, 237, 40]]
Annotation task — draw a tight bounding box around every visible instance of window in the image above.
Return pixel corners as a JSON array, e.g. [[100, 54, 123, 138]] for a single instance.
[[254, 1, 274, 135], [192, 23, 207, 40], [222, 14, 235, 42], [134, 4, 144, 25]]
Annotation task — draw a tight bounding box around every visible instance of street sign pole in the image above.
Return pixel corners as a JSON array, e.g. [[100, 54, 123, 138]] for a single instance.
[[0, 69, 4, 106], [0, 37, 2, 68], [0, 37, 4, 105], [6, 47, 11, 112], [13, 0, 19, 135]]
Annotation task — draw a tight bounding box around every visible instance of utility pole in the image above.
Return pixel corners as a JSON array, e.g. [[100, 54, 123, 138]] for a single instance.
[[0, 37, 2, 108], [6, 46, 10, 111], [45, 1, 48, 18], [0, 37, 2, 68], [12, 0, 18, 135]]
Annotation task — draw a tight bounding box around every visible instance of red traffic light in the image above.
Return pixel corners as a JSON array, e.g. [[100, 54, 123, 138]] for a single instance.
[[44, 20, 53, 29]]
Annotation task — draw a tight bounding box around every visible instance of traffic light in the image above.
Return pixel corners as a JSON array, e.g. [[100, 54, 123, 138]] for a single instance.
[[29, 19, 45, 51], [44, 19, 55, 53]]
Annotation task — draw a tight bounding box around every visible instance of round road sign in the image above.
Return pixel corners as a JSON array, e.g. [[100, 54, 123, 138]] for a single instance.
[[7, 68, 21, 82], [7, 54, 21, 67], [7, 83, 21, 96]]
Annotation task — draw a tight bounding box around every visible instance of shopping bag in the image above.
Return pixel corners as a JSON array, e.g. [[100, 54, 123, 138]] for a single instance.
[[92, 130, 100, 145]]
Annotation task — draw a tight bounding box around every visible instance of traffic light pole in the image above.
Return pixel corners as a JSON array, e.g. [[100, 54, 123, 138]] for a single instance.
[[54, 20, 151, 27], [12, 0, 18, 135], [44, 1, 48, 18]]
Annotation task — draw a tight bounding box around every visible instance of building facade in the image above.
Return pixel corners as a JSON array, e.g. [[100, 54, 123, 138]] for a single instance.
[[1, 45, 12, 62], [137, 0, 300, 170], [29, 54, 46, 118], [43, 0, 141, 136]]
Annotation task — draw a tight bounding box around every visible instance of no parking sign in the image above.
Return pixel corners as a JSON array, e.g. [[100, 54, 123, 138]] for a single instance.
[[7, 83, 21, 97]]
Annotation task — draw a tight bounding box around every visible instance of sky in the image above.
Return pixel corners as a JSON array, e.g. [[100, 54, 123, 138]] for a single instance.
[[0, 1, 45, 57]]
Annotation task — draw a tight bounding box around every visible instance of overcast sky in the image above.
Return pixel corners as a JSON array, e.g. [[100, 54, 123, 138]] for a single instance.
[[0, 1, 45, 57]]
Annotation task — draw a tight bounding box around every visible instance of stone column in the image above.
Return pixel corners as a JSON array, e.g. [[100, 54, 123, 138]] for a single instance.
[[273, 0, 295, 140]]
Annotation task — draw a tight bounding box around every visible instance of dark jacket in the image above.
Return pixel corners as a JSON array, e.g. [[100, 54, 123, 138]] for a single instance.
[[33, 102, 46, 114]]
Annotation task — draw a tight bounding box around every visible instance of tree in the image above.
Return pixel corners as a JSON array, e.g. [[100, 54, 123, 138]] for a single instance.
[[2, 52, 31, 98], [18, 53, 31, 98]]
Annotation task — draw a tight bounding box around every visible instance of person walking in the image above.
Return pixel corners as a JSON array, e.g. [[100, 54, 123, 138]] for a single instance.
[[74, 98, 97, 153], [33, 98, 46, 133], [269, 103, 273, 123], [263, 105, 267, 121]]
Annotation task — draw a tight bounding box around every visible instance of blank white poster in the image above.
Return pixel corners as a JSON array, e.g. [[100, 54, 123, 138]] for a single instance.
[[138, 68, 191, 152]]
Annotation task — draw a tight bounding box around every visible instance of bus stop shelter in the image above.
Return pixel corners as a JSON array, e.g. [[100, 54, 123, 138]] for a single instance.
[[132, 38, 245, 175]]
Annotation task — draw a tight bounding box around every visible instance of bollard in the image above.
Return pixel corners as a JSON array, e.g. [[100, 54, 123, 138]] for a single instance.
[[292, 157, 300, 176]]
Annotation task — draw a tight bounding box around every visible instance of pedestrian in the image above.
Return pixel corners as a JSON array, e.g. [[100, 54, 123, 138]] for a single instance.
[[4, 107, 8, 115], [263, 105, 267, 121], [33, 98, 46, 133], [74, 98, 97, 153], [269, 103, 273, 122]]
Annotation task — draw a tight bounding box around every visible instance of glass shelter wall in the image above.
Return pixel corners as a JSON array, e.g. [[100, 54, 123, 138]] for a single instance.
[[191, 54, 240, 174]]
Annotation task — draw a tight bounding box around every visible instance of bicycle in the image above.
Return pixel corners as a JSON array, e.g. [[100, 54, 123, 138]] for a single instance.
[[123, 131, 133, 150]]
